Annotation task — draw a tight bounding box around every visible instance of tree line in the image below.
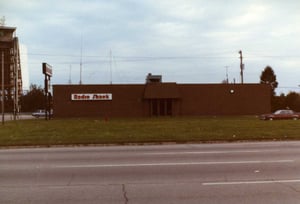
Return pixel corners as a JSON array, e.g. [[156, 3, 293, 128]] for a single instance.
[[260, 66, 300, 112], [20, 84, 44, 112]]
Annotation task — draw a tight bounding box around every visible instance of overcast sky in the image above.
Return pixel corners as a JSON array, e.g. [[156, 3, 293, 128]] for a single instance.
[[1, 0, 300, 94]]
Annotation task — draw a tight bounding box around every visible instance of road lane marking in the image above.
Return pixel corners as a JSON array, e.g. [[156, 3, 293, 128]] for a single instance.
[[55, 160, 293, 169], [202, 179, 300, 186], [143, 150, 277, 155]]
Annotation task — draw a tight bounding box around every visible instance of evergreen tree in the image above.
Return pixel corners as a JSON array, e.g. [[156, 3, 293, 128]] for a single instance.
[[260, 66, 278, 96]]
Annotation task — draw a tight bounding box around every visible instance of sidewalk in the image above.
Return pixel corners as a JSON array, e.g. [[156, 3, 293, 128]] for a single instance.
[[1, 113, 35, 121]]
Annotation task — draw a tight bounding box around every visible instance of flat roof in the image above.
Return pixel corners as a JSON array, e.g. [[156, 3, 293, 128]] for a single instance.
[[0, 26, 16, 31]]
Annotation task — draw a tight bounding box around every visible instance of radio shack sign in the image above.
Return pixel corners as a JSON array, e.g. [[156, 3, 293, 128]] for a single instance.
[[71, 93, 112, 101]]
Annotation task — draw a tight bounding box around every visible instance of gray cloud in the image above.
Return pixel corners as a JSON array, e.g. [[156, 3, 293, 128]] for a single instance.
[[1, 0, 300, 93]]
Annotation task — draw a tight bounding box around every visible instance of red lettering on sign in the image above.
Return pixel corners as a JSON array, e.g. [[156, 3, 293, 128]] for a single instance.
[[74, 94, 90, 100]]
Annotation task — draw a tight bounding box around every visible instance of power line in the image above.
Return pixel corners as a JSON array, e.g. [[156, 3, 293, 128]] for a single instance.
[[277, 86, 300, 89], [22, 52, 300, 62]]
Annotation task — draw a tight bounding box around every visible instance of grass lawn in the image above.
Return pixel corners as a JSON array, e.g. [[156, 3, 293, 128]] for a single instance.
[[0, 116, 299, 147]]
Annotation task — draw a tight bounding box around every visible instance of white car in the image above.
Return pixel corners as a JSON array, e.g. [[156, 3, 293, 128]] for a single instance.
[[32, 109, 53, 118]]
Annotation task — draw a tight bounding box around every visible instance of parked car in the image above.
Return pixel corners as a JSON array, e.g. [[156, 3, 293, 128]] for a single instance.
[[32, 109, 53, 118], [260, 109, 300, 120]]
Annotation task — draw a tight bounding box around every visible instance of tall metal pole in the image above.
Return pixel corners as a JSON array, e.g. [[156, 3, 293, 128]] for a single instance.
[[79, 36, 83, 85], [2, 51, 4, 125], [13, 41, 17, 120], [239, 50, 244, 84], [225, 66, 229, 84], [45, 74, 48, 121], [14, 38, 19, 120], [68, 65, 72, 84], [110, 49, 112, 84]]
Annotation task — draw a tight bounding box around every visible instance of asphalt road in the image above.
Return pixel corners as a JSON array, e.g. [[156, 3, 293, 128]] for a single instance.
[[1, 142, 300, 204]]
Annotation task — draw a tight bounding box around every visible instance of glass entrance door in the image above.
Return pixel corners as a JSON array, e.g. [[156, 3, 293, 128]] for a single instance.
[[150, 99, 172, 116]]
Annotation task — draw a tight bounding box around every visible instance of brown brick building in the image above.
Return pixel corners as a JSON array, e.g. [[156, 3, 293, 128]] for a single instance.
[[53, 83, 271, 118]]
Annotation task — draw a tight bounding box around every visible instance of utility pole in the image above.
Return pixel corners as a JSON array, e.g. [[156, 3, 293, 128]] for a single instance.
[[239, 50, 244, 84], [225, 66, 229, 84], [110, 49, 112, 84], [0, 16, 5, 26], [1, 51, 4, 125], [68, 65, 72, 84], [79, 36, 83, 85]]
